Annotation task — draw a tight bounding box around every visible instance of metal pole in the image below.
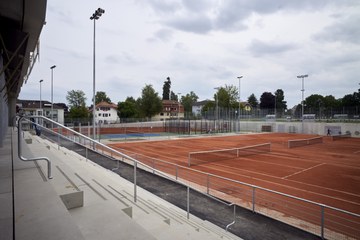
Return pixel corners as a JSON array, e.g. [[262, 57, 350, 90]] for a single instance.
[[297, 74, 308, 133], [321, 206, 324, 239], [39, 79, 43, 125], [90, 8, 105, 143], [237, 76, 243, 132], [134, 161, 137, 202], [50, 65, 56, 128], [187, 185, 190, 219], [92, 18, 96, 142]]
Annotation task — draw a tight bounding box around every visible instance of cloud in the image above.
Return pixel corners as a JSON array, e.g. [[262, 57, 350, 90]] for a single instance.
[[154, 28, 173, 42], [144, 0, 357, 34], [314, 14, 360, 44], [248, 39, 298, 57], [165, 15, 213, 33]]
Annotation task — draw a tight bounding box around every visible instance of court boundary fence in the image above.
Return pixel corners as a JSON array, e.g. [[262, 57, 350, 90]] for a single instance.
[[25, 115, 360, 240]]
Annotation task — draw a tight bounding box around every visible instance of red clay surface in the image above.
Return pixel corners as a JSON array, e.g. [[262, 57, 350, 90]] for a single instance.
[[108, 133, 360, 216]]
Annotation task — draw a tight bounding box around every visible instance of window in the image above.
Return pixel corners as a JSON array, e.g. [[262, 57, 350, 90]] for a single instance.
[[98, 113, 101, 116]]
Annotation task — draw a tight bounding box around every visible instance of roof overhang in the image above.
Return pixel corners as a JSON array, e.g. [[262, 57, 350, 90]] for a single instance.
[[0, 0, 47, 100]]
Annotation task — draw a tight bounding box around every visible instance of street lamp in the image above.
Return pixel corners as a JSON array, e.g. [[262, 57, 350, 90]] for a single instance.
[[39, 79, 43, 115], [237, 76, 243, 132], [50, 65, 56, 127], [90, 7, 105, 141], [297, 74, 308, 133]]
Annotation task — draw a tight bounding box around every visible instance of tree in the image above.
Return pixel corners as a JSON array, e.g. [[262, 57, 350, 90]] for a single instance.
[[95, 91, 111, 104], [66, 90, 88, 119], [171, 91, 177, 101], [274, 89, 287, 116], [214, 85, 238, 109], [139, 84, 162, 119], [162, 77, 171, 100], [181, 91, 199, 117], [117, 97, 139, 119], [247, 93, 258, 108], [66, 90, 87, 108], [259, 92, 275, 109]]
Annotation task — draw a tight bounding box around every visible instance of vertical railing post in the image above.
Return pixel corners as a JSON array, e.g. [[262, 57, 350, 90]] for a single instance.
[[85, 147, 88, 162], [153, 159, 155, 174], [252, 187, 256, 212], [58, 127, 61, 149], [134, 161, 137, 202], [187, 185, 190, 219], [176, 165, 178, 180], [207, 174, 210, 194], [321, 205, 325, 239]]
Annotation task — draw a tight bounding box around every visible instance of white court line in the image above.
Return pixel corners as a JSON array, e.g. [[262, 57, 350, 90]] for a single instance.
[[282, 163, 326, 179]]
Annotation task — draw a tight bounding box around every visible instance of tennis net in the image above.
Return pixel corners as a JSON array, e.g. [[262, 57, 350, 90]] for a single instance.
[[332, 132, 351, 141], [125, 129, 145, 137], [188, 143, 271, 166], [288, 136, 323, 148]]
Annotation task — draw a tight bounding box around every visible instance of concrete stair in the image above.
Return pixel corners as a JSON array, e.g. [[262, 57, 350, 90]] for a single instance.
[[16, 131, 242, 240]]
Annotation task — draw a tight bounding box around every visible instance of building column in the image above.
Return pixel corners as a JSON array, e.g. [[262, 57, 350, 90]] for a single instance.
[[8, 92, 17, 127]]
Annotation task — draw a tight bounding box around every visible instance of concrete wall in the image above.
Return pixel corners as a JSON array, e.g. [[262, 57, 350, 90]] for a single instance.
[[239, 120, 360, 137]]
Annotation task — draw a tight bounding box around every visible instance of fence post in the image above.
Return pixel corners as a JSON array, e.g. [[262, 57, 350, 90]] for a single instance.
[[321, 205, 324, 239], [252, 187, 256, 212], [176, 166, 178, 180], [57, 127, 61, 150], [187, 185, 190, 219], [134, 161, 137, 202], [207, 174, 210, 194]]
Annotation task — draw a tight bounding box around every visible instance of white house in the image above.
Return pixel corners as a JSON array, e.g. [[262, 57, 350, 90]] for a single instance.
[[16, 99, 65, 125], [153, 100, 184, 121], [95, 101, 119, 124]]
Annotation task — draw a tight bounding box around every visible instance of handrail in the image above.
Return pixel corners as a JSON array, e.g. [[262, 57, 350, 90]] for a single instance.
[[118, 146, 360, 218], [17, 116, 52, 179]]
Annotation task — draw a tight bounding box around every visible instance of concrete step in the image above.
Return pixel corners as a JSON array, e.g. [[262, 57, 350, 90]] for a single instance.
[[27, 132, 243, 240]]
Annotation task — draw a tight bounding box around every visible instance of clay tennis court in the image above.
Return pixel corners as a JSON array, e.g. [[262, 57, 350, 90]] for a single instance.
[[107, 132, 360, 238]]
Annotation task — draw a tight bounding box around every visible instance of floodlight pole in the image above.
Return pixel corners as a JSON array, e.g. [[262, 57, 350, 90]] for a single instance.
[[237, 76, 243, 132], [297, 74, 308, 133], [39, 79, 43, 114], [90, 8, 105, 142]]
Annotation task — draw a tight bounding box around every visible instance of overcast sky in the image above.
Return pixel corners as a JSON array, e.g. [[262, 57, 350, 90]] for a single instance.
[[20, 0, 360, 108]]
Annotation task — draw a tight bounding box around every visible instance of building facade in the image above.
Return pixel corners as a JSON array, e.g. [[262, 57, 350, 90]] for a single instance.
[[16, 99, 65, 125], [95, 101, 119, 124], [153, 100, 184, 121]]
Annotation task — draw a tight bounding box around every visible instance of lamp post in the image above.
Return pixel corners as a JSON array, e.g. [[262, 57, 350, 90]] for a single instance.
[[39, 79, 43, 113], [50, 65, 56, 128], [297, 74, 308, 133], [39, 79, 43, 126], [237, 76, 243, 132], [90, 8, 105, 141]]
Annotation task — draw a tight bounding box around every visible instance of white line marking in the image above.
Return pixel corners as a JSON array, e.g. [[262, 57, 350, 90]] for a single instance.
[[282, 163, 326, 179]]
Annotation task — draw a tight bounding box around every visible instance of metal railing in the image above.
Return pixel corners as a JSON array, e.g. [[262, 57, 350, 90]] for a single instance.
[[25, 115, 360, 239], [17, 116, 52, 179]]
